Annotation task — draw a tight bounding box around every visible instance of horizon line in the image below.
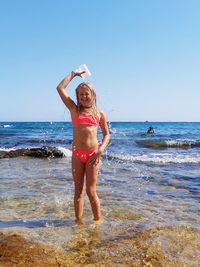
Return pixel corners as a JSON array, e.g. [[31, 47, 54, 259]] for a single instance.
[[1, 120, 200, 123]]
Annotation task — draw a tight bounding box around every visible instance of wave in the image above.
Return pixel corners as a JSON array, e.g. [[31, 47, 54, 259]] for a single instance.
[[0, 146, 71, 159], [136, 139, 200, 149], [1, 145, 199, 164], [0, 124, 12, 128], [57, 147, 72, 157], [106, 152, 200, 164]]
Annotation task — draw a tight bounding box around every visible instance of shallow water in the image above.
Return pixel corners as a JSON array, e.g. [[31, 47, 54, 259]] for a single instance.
[[0, 156, 200, 265], [0, 122, 200, 265]]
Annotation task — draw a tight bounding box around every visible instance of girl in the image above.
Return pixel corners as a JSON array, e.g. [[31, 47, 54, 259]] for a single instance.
[[56, 69, 110, 225]]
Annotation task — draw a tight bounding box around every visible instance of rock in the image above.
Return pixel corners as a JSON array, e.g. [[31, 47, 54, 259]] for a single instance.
[[0, 149, 28, 159], [0, 232, 72, 267], [26, 146, 64, 158], [0, 146, 64, 159]]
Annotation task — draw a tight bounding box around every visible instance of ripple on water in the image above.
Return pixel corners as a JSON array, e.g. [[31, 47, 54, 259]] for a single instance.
[[0, 157, 200, 266]]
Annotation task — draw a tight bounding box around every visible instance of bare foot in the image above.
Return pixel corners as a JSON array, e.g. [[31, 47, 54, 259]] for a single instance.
[[90, 218, 102, 229], [73, 219, 83, 228]]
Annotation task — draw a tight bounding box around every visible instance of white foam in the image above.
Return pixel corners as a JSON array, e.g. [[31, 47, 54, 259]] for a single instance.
[[57, 147, 72, 158], [165, 139, 197, 147], [0, 124, 12, 128], [0, 147, 17, 152], [109, 152, 200, 164]]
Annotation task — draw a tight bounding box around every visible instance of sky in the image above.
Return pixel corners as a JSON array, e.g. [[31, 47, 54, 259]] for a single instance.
[[0, 0, 200, 122]]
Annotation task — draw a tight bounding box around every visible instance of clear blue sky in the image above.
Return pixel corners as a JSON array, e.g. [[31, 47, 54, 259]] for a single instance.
[[0, 0, 200, 122]]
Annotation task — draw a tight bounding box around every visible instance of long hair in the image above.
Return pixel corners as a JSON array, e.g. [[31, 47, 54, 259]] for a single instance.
[[75, 82, 97, 113]]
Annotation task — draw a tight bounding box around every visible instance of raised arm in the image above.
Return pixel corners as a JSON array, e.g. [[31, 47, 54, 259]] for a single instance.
[[56, 68, 85, 111], [56, 71, 77, 111]]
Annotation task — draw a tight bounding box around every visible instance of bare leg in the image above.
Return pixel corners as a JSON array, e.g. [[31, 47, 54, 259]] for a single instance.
[[72, 156, 85, 224], [85, 161, 101, 221]]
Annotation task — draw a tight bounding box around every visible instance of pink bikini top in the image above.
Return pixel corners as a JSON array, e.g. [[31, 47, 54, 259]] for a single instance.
[[72, 113, 99, 127]]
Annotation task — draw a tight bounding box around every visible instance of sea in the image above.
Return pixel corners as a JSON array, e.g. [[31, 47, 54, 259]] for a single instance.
[[0, 121, 200, 266]]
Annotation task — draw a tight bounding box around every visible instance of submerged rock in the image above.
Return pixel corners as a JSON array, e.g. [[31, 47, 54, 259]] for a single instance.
[[0, 146, 64, 159], [64, 225, 200, 266], [1, 226, 199, 266], [0, 232, 72, 267]]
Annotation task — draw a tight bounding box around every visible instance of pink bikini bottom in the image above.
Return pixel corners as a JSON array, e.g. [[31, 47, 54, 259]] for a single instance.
[[72, 147, 96, 164]]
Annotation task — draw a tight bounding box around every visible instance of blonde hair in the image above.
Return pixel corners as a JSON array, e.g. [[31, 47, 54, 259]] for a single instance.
[[75, 82, 97, 113]]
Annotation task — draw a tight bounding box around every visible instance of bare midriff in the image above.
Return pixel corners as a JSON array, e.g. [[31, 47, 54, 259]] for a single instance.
[[72, 125, 99, 150]]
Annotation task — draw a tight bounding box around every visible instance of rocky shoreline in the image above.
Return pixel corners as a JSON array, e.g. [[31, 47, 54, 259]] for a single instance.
[[0, 146, 65, 159]]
